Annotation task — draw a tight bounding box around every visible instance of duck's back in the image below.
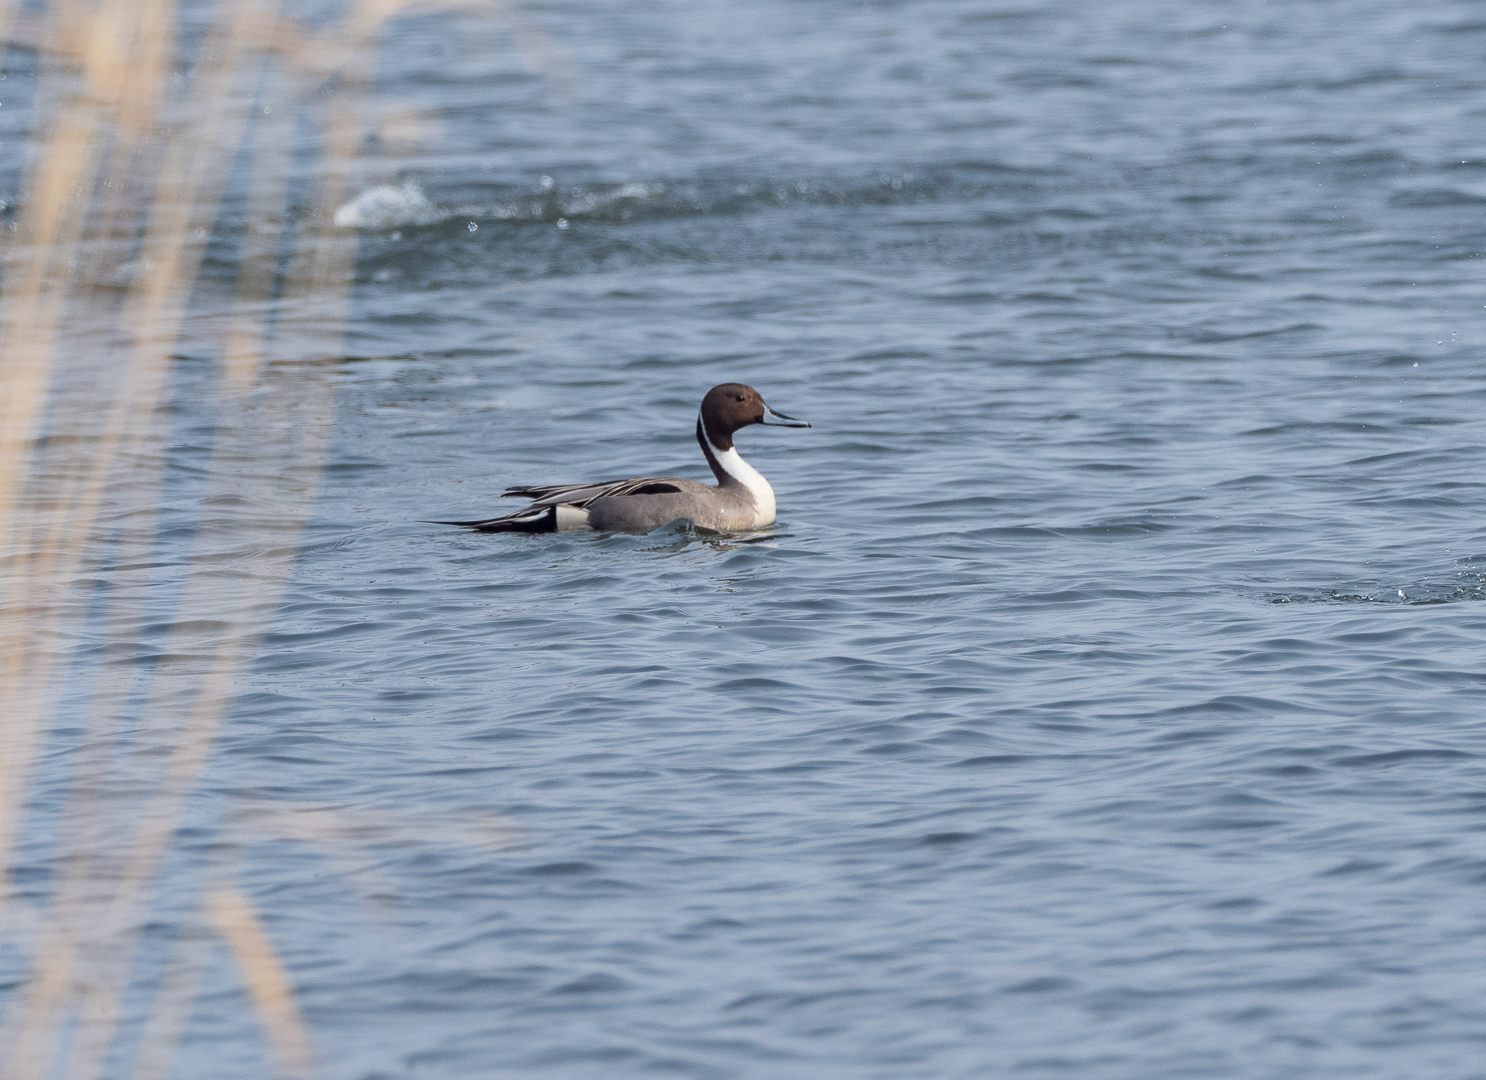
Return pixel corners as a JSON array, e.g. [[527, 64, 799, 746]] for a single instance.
[[585, 478, 762, 533]]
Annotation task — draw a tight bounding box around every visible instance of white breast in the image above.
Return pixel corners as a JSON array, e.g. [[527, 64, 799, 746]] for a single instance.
[[700, 412, 776, 527], [713, 445, 776, 526]]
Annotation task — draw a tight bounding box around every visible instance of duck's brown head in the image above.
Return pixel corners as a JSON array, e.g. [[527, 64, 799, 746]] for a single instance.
[[697, 383, 809, 452]]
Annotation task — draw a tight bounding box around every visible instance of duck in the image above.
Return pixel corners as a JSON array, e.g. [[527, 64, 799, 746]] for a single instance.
[[432, 383, 810, 533]]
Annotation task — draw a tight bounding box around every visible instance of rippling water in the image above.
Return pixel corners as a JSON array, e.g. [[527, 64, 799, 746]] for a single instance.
[[17, 0, 1486, 1076]]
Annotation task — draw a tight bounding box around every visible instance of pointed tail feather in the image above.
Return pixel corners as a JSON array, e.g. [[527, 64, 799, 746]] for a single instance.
[[429, 474, 688, 533], [422, 507, 556, 532]]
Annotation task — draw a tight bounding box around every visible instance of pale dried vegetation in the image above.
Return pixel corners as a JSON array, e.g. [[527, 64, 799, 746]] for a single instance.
[[0, 2, 523, 1076]]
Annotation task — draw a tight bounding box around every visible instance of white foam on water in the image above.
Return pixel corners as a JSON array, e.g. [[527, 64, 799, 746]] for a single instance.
[[333, 180, 441, 229]]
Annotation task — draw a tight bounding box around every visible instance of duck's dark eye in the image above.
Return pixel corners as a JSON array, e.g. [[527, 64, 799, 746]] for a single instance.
[[734, 395, 745, 402]]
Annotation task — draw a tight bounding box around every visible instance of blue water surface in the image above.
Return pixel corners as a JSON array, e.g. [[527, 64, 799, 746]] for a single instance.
[[16, 1, 1486, 1077]]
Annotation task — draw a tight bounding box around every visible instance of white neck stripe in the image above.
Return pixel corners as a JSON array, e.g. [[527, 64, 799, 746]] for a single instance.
[[698, 410, 776, 526]]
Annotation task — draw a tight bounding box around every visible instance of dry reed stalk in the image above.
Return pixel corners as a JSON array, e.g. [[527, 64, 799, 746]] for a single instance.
[[0, 0, 183, 902], [19, 0, 277, 904], [0, 6, 278, 1072], [0, 0, 180, 816], [36, 0, 372, 1047], [206, 887, 313, 1078], [74, 0, 180, 295], [0, 1, 534, 1075], [0, 9, 117, 929]]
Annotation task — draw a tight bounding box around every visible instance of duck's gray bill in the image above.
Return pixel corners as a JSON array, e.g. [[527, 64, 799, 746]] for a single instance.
[[761, 403, 811, 428]]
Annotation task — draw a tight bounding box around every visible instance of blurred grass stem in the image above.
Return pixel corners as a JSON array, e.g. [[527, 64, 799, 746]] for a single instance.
[[0, 1, 533, 1075]]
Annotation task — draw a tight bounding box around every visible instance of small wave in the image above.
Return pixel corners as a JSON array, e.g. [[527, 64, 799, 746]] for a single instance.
[[1335, 749, 1473, 767], [1388, 187, 1486, 208], [343, 167, 1019, 234], [333, 180, 442, 228], [1269, 582, 1486, 605]]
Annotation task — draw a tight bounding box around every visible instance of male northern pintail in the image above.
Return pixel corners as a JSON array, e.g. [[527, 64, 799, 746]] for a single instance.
[[432, 383, 810, 533]]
